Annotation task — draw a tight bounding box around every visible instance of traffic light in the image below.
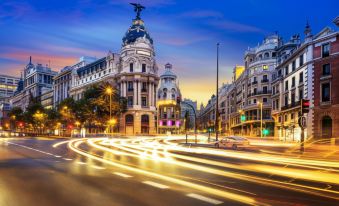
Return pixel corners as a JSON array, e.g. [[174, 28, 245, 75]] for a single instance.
[[240, 114, 246, 122], [176, 96, 181, 104], [301, 99, 310, 114], [263, 129, 269, 136]]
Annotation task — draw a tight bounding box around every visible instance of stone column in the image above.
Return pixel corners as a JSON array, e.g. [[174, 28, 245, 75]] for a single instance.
[[133, 81, 137, 105], [148, 82, 152, 107], [138, 81, 141, 106]]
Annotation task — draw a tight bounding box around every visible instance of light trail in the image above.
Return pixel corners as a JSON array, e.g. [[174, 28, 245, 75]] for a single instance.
[[67, 138, 260, 206], [88, 138, 339, 200]]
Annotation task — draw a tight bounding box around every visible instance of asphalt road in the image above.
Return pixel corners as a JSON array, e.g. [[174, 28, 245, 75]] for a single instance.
[[0, 136, 338, 206]]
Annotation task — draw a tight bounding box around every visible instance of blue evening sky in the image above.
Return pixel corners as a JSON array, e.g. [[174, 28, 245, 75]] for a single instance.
[[0, 0, 338, 104]]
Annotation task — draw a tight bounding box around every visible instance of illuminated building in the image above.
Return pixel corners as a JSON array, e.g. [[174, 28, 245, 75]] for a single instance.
[[180, 98, 197, 132], [10, 56, 57, 111], [157, 63, 182, 134], [0, 74, 20, 104], [68, 5, 159, 135], [313, 20, 339, 139], [271, 29, 311, 142]]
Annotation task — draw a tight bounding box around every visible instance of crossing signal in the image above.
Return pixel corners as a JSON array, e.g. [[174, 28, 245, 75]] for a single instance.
[[301, 99, 310, 114]]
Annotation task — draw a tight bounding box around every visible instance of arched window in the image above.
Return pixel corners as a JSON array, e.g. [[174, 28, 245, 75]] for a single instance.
[[264, 52, 269, 58], [163, 88, 167, 98], [125, 114, 134, 126], [171, 88, 176, 99]]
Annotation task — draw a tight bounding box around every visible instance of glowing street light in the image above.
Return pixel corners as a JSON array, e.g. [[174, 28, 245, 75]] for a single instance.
[[257, 102, 263, 138], [106, 87, 113, 136]]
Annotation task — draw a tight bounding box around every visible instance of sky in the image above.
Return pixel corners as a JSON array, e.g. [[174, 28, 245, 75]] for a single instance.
[[0, 0, 338, 105]]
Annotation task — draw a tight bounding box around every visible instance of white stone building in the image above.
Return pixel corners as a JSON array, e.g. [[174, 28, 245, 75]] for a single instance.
[[157, 63, 182, 134]]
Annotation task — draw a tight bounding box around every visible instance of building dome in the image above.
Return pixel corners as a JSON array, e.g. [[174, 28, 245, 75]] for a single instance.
[[122, 19, 153, 46], [158, 63, 181, 101], [160, 63, 177, 78]]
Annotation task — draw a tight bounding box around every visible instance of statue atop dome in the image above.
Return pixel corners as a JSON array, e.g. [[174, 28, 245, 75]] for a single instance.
[[130, 3, 145, 20]]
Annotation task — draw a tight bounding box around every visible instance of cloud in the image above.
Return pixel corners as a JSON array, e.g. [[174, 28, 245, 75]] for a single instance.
[[209, 20, 264, 33], [0, 1, 33, 20]]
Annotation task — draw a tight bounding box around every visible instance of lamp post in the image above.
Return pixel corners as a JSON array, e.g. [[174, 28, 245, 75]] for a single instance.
[[106, 87, 113, 137], [215, 43, 220, 142], [239, 109, 243, 136], [258, 102, 263, 138]]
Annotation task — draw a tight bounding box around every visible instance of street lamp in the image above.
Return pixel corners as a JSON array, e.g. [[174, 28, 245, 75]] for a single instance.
[[215, 43, 220, 142], [257, 102, 263, 138], [106, 87, 113, 137]]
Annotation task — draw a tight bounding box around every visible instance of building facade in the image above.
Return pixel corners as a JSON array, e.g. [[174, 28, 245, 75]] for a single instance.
[[181, 98, 198, 132], [68, 6, 159, 135], [0, 75, 20, 104], [157, 63, 182, 134], [313, 26, 339, 139], [10, 57, 57, 111]]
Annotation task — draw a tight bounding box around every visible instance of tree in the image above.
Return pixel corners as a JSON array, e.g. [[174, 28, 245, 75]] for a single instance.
[[24, 95, 45, 134], [8, 107, 24, 131]]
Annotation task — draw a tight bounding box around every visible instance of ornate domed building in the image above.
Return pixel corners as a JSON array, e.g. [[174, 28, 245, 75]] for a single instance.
[[117, 4, 159, 135], [157, 63, 182, 134]]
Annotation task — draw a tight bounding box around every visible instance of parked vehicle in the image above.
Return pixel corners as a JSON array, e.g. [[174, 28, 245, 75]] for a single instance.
[[214, 136, 250, 150]]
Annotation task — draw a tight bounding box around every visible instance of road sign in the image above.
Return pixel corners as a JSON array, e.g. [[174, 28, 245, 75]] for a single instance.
[[298, 116, 307, 128]]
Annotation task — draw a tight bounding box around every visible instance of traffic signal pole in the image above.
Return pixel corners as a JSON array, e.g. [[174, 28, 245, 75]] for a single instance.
[[299, 99, 310, 153]]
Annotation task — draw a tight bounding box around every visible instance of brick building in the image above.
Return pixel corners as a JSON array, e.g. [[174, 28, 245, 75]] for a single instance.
[[313, 25, 339, 138]]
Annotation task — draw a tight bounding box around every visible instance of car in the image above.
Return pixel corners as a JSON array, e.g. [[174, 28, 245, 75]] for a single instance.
[[214, 136, 250, 150]]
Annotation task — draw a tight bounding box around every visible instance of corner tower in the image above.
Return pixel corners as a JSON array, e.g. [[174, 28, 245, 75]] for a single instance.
[[117, 3, 159, 135]]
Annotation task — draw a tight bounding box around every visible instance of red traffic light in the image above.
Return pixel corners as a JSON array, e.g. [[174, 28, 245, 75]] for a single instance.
[[301, 99, 310, 114]]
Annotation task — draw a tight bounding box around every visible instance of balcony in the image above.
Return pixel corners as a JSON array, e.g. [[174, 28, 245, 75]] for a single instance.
[[127, 88, 134, 92], [261, 79, 269, 83], [251, 90, 272, 96], [141, 88, 147, 93], [281, 100, 300, 111], [252, 81, 258, 85]]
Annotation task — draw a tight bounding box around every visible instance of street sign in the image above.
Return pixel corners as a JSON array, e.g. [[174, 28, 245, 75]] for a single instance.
[[298, 116, 307, 128]]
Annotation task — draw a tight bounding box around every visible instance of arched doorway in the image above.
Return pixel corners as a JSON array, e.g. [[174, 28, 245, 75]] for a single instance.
[[141, 114, 149, 134], [321, 116, 332, 138], [125, 114, 134, 135]]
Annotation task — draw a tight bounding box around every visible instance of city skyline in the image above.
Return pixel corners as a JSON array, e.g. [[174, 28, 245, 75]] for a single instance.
[[0, 0, 338, 105]]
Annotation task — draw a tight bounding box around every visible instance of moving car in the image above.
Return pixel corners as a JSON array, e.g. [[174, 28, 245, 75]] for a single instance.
[[214, 136, 250, 150]]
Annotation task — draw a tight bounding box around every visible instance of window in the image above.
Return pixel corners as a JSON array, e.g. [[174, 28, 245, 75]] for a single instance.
[[285, 95, 288, 106], [322, 64, 331, 76], [299, 89, 303, 100], [127, 96, 133, 106], [291, 113, 294, 120], [278, 69, 282, 77], [299, 55, 304, 66], [263, 86, 268, 94], [321, 83, 330, 102], [142, 82, 147, 92], [253, 99, 257, 104], [322, 43, 330, 57], [263, 98, 267, 103], [276, 100, 279, 109], [142, 64, 146, 73], [291, 93, 295, 105], [253, 88, 257, 95], [285, 66, 289, 75], [263, 65, 268, 70], [284, 114, 288, 121], [292, 77, 295, 88], [299, 72, 303, 83], [292, 60, 296, 71], [128, 81, 133, 91], [129, 63, 134, 72], [285, 81, 288, 91], [263, 75, 268, 82], [141, 97, 147, 107]]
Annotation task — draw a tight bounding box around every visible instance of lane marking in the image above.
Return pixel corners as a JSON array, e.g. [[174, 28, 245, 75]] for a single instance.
[[143, 181, 169, 189], [63, 158, 73, 161], [114, 172, 132, 178], [91, 165, 105, 170], [186, 193, 223, 205], [76, 161, 86, 165], [54, 155, 62, 158]]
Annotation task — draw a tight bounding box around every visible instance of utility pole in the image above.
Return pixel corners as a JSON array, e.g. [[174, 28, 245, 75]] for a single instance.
[[215, 43, 220, 142]]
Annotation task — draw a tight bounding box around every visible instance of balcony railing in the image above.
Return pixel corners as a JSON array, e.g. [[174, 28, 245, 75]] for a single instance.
[[281, 100, 300, 111], [261, 79, 269, 83], [252, 81, 258, 85], [251, 90, 272, 96]]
